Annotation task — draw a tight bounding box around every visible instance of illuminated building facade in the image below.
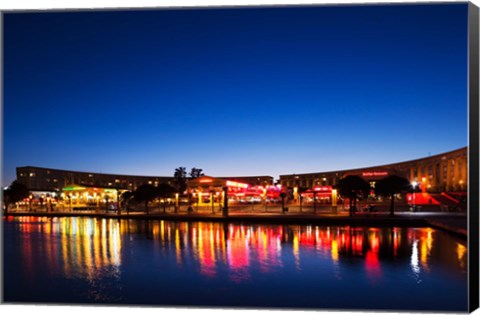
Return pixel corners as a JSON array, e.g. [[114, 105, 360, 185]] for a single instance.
[[16, 148, 465, 196], [279, 147, 468, 194], [16, 166, 174, 191], [187, 176, 281, 208], [15, 166, 274, 192]]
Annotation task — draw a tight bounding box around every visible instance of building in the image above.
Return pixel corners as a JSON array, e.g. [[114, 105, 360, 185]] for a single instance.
[[15, 166, 274, 192], [279, 147, 468, 193], [16, 166, 174, 192], [16, 147, 466, 195]]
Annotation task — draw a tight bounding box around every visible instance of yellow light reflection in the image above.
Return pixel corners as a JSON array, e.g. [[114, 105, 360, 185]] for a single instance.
[[293, 233, 300, 270], [331, 239, 339, 262], [457, 243, 467, 270]]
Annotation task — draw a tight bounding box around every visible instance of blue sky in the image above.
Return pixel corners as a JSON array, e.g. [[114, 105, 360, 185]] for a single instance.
[[2, 3, 468, 185]]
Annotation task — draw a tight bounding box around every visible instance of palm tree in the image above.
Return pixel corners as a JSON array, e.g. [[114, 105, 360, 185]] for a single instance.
[[189, 167, 204, 179], [375, 175, 411, 216], [337, 175, 370, 216], [173, 167, 187, 193], [134, 184, 157, 214], [3, 181, 29, 214]]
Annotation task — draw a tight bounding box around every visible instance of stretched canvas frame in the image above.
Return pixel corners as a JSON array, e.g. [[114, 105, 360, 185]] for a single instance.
[[1, 1, 479, 314]]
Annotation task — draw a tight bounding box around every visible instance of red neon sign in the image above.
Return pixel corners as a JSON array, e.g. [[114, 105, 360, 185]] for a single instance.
[[226, 180, 249, 188], [362, 171, 388, 177], [313, 186, 332, 192]]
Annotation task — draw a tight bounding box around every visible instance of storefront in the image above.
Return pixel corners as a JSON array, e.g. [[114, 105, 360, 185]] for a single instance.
[[61, 184, 125, 210], [187, 176, 283, 209]]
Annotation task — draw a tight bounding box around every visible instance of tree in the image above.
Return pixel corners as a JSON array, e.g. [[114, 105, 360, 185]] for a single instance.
[[156, 183, 176, 213], [173, 167, 187, 193], [375, 175, 412, 216], [337, 175, 370, 216], [134, 184, 157, 214], [120, 191, 135, 213], [3, 181, 29, 214], [189, 167, 204, 179]]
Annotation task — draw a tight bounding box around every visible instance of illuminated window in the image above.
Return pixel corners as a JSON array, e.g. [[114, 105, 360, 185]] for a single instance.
[[53, 179, 58, 183], [115, 179, 120, 183], [29, 173, 35, 177], [89, 174, 93, 177]]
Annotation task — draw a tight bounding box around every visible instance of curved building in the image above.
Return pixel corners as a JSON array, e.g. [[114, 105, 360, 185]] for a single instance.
[[279, 147, 467, 193], [15, 166, 273, 192], [16, 147, 467, 195]]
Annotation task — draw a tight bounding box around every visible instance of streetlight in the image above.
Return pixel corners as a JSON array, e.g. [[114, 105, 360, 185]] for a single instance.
[[411, 181, 418, 211], [331, 188, 338, 214], [175, 193, 179, 213]]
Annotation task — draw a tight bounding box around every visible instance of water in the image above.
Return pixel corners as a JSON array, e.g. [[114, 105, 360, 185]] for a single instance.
[[2, 216, 468, 311]]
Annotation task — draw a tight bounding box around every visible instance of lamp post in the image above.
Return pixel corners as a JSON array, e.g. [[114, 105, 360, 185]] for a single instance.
[[175, 193, 179, 213], [331, 188, 338, 214], [211, 192, 214, 214], [29, 195, 33, 212], [411, 181, 418, 211], [222, 186, 229, 217]]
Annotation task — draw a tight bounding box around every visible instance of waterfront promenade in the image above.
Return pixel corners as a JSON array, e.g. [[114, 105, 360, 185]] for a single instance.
[[3, 207, 468, 238]]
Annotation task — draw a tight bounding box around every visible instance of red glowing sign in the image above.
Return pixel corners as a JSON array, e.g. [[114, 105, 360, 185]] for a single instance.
[[313, 186, 332, 192], [226, 180, 249, 188], [199, 179, 213, 183], [362, 171, 388, 177]]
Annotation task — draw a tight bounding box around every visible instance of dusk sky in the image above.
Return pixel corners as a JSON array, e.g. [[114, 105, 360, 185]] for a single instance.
[[2, 3, 468, 186]]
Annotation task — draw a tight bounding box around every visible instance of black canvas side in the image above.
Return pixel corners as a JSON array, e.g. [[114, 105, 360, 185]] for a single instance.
[[468, 1, 479, 313]]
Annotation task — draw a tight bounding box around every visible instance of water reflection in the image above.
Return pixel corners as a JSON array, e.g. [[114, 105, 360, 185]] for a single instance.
[[147, 221, 464, 283], [6, 217, 467, 278], [8, 217, 468, 282], [4, 216, 467, 308], [8, 216, 123, 302]]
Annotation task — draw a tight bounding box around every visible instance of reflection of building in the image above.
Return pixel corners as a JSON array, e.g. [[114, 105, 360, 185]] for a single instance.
[[279, 147, 467, 193]]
